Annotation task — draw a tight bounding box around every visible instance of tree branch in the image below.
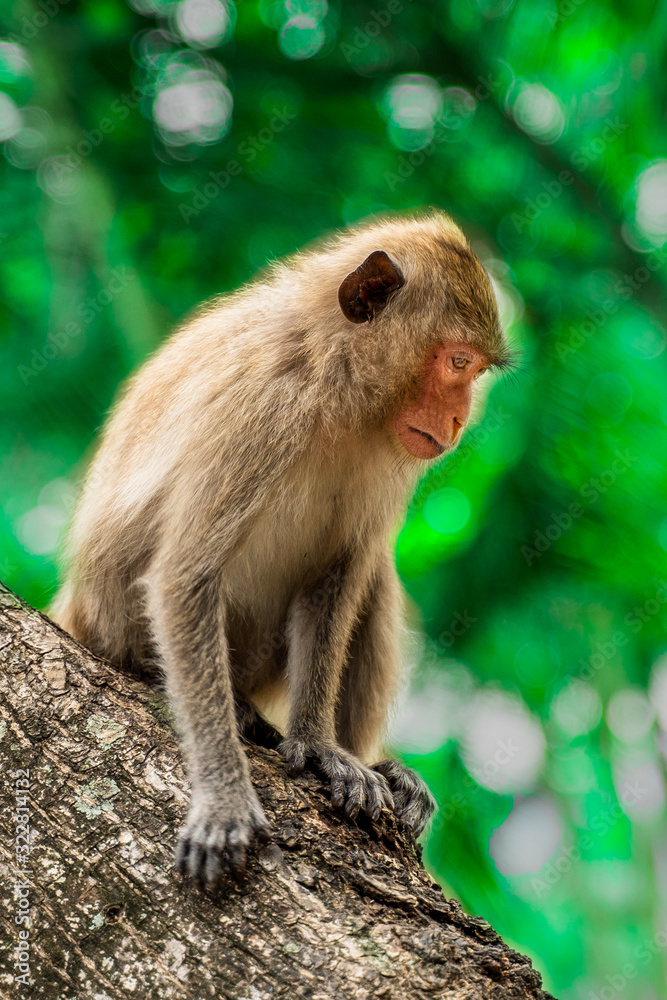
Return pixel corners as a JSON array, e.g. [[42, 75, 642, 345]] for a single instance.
[[0, 582, 555, 999]]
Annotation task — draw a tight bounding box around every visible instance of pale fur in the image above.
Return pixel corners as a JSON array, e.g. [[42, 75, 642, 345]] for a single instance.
[[52, 210, 506, 880]]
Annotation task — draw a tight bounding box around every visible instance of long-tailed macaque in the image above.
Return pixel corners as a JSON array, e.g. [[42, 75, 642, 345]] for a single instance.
[[52, 210, 511, 885]]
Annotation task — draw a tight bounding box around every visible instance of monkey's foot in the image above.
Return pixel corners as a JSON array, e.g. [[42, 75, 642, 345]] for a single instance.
[[279, 738, 394, 823], [175, 786, 271, 887], [372, 759, 436, 836], [234, 694, 283, 749]]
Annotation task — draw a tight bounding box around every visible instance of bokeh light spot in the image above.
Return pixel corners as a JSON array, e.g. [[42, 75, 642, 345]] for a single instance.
[[650, 655, 667, 729], [37, 156, 81, 203], [423, 487, 471, 535], [490, 797, 562, 875], [510, 82, 565, 145], [634, 160, 667, 246], [175, 0, 234, 48], [551, 680, 602, 738], [460, 689, 545, 793], [607, 687, 654, 743], [0, 42, 31, 83], [0, 92, 22, 141], [153, 67, 233, 145], [17, 505, 67, 556], [383, 74, 442, 152], [621, 316, 666, 360], [279, 16, 326, 60]]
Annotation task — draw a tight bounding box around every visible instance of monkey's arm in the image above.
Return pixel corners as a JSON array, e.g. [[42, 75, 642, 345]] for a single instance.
[[146, 561, 270, 885], [336, 551, 436, 835], [280, 552, 395, 822]]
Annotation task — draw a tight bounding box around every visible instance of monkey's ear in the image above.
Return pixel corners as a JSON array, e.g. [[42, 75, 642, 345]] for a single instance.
[[338, 250, 405, 324]]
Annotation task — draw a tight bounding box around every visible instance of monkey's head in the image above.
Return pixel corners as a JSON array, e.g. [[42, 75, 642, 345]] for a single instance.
[[334, 211, 511, 461]]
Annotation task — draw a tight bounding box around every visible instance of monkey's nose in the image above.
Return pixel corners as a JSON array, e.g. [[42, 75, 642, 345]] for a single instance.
[[452, 416, 465, 439]]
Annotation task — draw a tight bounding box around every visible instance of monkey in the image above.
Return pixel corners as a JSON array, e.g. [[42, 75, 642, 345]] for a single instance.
[[51, 209, 511, 887]]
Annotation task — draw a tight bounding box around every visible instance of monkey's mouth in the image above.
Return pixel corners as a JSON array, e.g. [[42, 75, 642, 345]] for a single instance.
[[408, 426, 445, 456]]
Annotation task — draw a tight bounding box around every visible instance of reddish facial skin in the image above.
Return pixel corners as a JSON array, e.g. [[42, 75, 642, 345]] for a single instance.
[[392, 342, 490, 460]]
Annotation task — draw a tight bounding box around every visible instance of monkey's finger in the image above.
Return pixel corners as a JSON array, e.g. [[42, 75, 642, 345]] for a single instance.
[[253, 819, 272, 844], [226, 824, 249, 875], [175, 831, 191, 875], [391, 788, 410, 816], [203, 827, 228, 886], [394, 788, 435, 835], [400, 808, 426, 836], [411, 796, 436, 834], [343, 778, 365, 820], [373, 773, 395, 813], [186, 837, 207, 881], [226, 845, 247, 876], [330, 775, 347, 810], [202, 847, 224, 887], [364, 777, 389, 822]]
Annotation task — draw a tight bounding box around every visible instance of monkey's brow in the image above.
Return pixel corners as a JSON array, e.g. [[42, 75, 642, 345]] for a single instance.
[[488, 350, 522, 374]]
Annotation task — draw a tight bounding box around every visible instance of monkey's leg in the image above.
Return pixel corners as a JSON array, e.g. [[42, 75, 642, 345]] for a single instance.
[[280, 556, 394, 823], [337, 554, 436, 837], [147, 571, 270, 886]]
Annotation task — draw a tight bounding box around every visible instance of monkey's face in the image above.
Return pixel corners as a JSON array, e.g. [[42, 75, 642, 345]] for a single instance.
[[391, 342, 489, 460], [337, 231, 509, 462]]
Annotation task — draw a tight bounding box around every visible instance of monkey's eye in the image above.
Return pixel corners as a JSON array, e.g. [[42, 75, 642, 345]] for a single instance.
[[452, 357, 468, 370], [473, 367, 488, 380]]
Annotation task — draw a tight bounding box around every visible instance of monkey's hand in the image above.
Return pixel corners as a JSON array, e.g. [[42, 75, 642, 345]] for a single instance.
[[175, 783, 271, 887], [372, 759, 436, 836], [279, 738, 394, 822]]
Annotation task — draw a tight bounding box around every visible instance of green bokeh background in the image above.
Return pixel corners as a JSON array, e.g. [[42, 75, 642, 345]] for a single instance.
[[2, 0, 667, 996]]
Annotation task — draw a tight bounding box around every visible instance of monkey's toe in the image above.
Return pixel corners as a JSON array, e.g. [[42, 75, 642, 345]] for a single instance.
[[176, 799, 271, 887], [322, 748, 394, 823], [278, 736, 308, 775], [177, 820, 250, 885], [373, 759, 436, 836], [279, 740, 394, 824]]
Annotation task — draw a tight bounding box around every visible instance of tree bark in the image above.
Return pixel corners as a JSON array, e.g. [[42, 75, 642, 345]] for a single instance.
[[0, 582, 555, 1000]]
